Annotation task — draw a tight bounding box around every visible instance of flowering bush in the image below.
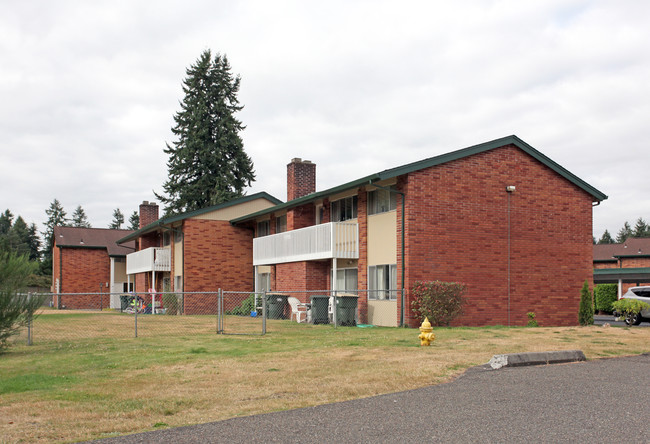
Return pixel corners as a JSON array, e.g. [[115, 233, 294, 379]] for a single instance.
[[411, 280, 466, 326]]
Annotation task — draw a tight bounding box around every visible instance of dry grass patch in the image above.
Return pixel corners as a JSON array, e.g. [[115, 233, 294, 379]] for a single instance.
[[1, 315, 650, 443]]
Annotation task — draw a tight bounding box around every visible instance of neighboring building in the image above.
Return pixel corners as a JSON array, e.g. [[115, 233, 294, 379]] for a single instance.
[[52, 226, 135, 309], [117, 194, 282, 313], [231, 135, 607, 327], [593, 238, 650, 297]]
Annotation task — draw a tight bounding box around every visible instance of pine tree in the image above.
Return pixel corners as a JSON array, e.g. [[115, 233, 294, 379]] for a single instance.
[[616, 221, 633, 243], [155, 50, 255, 215], [71, 205, 92, 228], [578, 280, 594, 326], [633, 217, 649, 238], [128, 211, 139, 231], [41, 199, 67, 276], [598, 229, 614, 244], [0, 210, 13, 253], [7, 216, 31, 258], [109, 209, 124, 229]]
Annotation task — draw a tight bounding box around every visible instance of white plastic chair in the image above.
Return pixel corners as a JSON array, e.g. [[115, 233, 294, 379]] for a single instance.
[[288, 297, 309, 323]]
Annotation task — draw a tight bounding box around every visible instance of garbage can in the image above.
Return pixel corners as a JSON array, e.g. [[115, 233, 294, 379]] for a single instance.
[[310, 295, 330, 324], [335, 294, 359, 326], [266, 293, 288, 319], [120, 295, 129, 312]]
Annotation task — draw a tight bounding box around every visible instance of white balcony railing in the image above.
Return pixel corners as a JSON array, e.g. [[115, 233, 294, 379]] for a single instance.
[[253, 222, 358, 266], [126, 247, 171, 274]]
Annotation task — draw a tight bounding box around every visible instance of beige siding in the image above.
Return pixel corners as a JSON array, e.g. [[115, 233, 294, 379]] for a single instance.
[[367, 210, 397, 265], [367, 300, 398, 327], [113, 259, 128, 282], [192, 198, 278, 221]]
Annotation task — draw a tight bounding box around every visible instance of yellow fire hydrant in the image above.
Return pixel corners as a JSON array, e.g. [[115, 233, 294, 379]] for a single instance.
[[418, 317, 435, 346]]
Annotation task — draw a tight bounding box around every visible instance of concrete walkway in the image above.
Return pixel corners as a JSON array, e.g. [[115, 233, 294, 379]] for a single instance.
[[94, 353, 650, 443]]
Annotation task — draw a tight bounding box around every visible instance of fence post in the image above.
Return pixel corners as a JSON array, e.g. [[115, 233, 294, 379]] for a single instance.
[[27, 317, 32, 346], [217, 289, 222, 334], [134, 297, 138, 338], [262, 290, 266, 335]]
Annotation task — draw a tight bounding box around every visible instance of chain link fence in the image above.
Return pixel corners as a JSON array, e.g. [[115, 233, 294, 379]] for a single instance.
[[11, 289, 403, 346]]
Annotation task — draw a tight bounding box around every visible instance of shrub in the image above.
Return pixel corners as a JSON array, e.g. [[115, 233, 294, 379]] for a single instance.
[[594, 284, 618, 313], [411, 280, 466, 327], [0, 252, 47, 350], [526, 312, 539, 327], [611, 298, 650, 317], [226, 293, 258, 316], [578, 280, 594, 326]]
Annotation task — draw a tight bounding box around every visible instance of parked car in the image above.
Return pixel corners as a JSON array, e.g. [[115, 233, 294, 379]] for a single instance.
[[618, 286, 650, 325]]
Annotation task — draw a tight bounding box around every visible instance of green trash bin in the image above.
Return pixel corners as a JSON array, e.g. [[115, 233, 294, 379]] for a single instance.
[[310, 295, 330, 324], [335, 295, 358, 326], [120, 295, 130, 312], [266, 293, 288, 319]]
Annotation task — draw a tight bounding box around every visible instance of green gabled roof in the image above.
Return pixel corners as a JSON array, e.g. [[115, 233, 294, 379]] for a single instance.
[[231, 135, 608, 224], [594, 267, 650, 276], [117, 192, 282, 244]]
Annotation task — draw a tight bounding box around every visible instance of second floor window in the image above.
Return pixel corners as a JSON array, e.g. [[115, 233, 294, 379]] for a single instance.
[[331, 196, 358, 222], [368, 186, 397, 215], [276, 214, 287, 233], [257, 220, 270, 237]]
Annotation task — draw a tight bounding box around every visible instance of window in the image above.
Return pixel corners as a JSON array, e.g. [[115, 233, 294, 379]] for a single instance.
[[257, 220, 270, 237], [162, 231, 171, 246], [336, 268, 358, 292], [174, 276, 183, 292], [315, 204, 324, 224], [331, 196, 358, 222], [174, 230, 183, 243], [276, 214, 287, 233], [368, 186, 397, 215], [368, 264, 397, 300], [258, 272, 271, 293], [122, 282, 134, 292]]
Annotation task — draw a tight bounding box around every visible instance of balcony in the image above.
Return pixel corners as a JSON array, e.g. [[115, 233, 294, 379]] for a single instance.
[[126, 247, 171, 274], [253, 222, 358, 266]]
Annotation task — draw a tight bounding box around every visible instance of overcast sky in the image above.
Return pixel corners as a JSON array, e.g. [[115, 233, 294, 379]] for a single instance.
[[1, 0, 648, 240]]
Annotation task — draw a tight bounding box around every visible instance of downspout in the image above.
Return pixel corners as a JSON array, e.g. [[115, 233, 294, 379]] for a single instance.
[[369, 180, 406, 327]]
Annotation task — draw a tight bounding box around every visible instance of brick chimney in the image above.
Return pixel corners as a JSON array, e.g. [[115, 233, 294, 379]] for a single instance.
[[287, 158, 316, 201], [139, 201, 159, 228]]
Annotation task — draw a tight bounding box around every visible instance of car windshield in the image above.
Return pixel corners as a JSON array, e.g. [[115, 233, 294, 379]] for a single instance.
[[631, 288, 650, 297]]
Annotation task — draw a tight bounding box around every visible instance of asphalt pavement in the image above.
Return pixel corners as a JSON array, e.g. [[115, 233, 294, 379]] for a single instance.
[[93, 353, 650, 443]]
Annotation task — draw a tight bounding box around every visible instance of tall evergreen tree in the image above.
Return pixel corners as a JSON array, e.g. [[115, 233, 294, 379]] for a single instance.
[[7, 216, 30, 258], [598, 229, 614, 244], [633, 217, 649, 238], [109, 209, 125, 229], [0, 210, 12, 253], [155, 50, 255, 215], [41, 199, 67, 275], [616, 221, 633, 243], [71, 205, 92, 228], [26, 223, 41, 262], [128, 211, 139, 231]]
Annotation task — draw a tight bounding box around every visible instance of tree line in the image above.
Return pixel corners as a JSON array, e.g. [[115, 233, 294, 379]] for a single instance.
[[596, 217, 650, 244]]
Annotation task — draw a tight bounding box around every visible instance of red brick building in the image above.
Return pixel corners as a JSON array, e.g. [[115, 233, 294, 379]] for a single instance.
[[232, 135, 607, 327], [594, 238, 650, 297], [117, 194, 281, 313], [52, 227, 135, 309]]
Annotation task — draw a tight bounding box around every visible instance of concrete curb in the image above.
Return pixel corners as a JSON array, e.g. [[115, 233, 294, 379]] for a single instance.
[[487, 350, 586, 370]]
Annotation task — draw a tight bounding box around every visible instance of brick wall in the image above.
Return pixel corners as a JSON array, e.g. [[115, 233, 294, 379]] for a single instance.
[[402, 145, 594, 327], [182, 219, 254, 314], [139, 201, 159, 228], [56, 247, 110, 309], [275, 261, 329, 304], [287, 203, 315, 231]]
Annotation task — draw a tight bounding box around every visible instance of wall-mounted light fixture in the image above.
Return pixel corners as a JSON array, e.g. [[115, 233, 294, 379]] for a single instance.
[[506, 185, 516, 193]]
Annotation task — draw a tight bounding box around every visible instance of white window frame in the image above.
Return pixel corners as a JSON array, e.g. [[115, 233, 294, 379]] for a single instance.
[[368, 186, 397, 215], [331, 196, 358, 222], [336, 268, 358, 292], [368, 264, 397, 300]]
